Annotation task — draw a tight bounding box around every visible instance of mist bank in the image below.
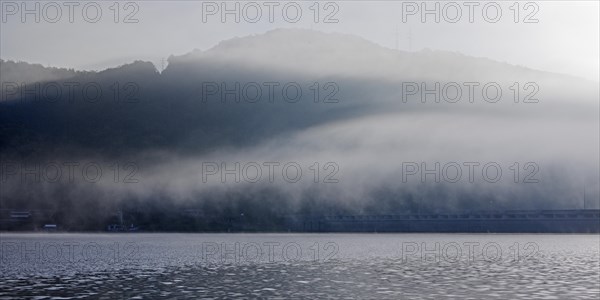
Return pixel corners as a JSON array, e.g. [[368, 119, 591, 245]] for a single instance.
[[1, 29, 598, 230]]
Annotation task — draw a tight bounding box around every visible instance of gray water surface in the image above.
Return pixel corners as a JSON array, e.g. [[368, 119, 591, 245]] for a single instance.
[[1, 233, 598, 299]]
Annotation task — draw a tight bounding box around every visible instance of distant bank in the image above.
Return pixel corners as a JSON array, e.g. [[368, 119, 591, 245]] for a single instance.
[[2, 209, 599, 233], [286, 209, 600, 233]]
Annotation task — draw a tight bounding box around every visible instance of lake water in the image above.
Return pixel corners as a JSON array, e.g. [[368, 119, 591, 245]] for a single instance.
[[0, 233, 598, 299]]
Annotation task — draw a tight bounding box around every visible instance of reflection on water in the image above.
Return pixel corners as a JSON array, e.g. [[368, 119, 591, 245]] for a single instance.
[[1, 234, 598, 299]]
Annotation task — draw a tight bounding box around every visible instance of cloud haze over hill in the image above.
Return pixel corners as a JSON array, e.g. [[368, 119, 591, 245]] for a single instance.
[[1, 29, 598, 230]]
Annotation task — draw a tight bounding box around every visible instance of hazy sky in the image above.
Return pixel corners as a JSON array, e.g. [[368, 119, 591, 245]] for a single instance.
[[1, 1, 599, 81]]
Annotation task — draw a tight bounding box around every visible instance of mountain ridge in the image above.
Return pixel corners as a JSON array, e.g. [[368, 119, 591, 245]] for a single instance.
[[2, 29, 589, 84]]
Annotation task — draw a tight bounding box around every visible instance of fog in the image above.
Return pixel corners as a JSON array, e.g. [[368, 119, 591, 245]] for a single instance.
[[0, 29, 598, 229]]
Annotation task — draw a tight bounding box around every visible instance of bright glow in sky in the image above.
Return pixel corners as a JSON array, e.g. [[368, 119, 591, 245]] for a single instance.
[[1, 1, 598, 81]]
